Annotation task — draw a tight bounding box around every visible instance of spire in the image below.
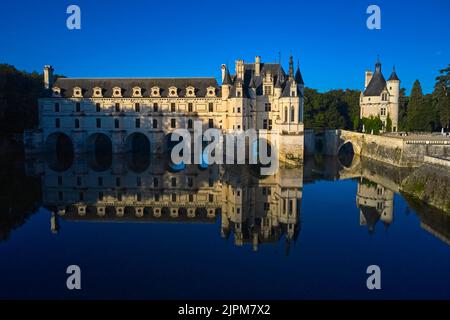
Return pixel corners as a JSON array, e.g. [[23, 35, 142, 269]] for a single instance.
[[388, 66, 399, 81], [275, 72, 282, 89], [375, 55, 381, 73], [289, 55, 294, 79], [222, 67, 232, 85], [294, 60, 304, 85]]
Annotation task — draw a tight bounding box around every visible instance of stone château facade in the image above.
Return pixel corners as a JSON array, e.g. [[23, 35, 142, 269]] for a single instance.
[[25, 56, 305, 164], [360, 59, 400, 132]]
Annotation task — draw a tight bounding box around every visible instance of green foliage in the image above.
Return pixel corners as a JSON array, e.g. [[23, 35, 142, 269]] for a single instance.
[[361, 115, 383, 134], [386, 114, 392, 132], [0, 64, 47, 133], [304, 88, 360, 130], [433, 64, 450, 129]]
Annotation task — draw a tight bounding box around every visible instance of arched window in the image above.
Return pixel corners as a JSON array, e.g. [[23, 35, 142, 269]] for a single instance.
[[290, 106, 294, 122], [284, 107, 288, 122]]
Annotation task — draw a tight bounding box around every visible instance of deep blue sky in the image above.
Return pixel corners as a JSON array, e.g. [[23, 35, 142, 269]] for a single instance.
[[1, 0, 449, 93]]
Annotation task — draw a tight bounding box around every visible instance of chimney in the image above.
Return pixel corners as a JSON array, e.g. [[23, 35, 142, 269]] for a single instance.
[[365, 71, 373, 89], [221, 64, 226, 82], [235, 59, 244, 80], [44, 65, 54, 89], [255, 56, 261, 76]]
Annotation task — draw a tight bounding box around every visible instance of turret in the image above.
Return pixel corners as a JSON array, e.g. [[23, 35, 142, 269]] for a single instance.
[[386, 66, 400, 132], [221, 65, 232, 100], [294, 61, 304, 95]]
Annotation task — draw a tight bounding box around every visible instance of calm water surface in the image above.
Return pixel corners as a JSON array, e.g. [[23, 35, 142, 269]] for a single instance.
[[0, 153, 449, 299]]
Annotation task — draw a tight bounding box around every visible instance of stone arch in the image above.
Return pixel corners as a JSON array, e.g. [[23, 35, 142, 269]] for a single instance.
[[45, 132, 74, 171], [125, 132, 151, 172], [125, 132, 151, 154], [87, 133, 112, 171]]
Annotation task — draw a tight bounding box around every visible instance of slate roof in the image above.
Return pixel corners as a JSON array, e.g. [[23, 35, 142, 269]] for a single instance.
[[363, 62, 387, 97], [388, 68, 400, 81], [52, 77, 221, 98]]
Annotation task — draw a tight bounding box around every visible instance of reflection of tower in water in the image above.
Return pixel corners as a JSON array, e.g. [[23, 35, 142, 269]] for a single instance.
[[356, 177, 394, 234]]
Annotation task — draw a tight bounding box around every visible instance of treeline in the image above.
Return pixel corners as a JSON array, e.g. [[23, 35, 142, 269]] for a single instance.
[[0, 64, 47, 134]]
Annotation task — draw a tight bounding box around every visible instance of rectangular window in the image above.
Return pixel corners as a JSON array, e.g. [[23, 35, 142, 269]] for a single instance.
[[96, 103, 101, 112], [265, 103, 271, 112], [208, 102, 213, 112], [189, 194, 193, 202], [135, 103, 140, 112], [96, 118, 101, 128], [208, 119, 214, 128], [153, 177, 159, 187], [171, 118, 176, 128], [76, 103, 81, 112], [171, 177, 176, 187], [172, 194, 176, 202], [209, 194, 214, 202], [135, 118, 140, 128], [54, 103, 60, 112], [268, 119, 272, 130], [237, 107, 241, 113], [153, 103, 158, 112], [263, 119, 268, 129], [115, 103, 120, 112], [188, 103, 193, 112], [137, 193, 142, 202], [171, 103, 176, 112], [152, 119, 158, 129], [55, 118, 60, 128]]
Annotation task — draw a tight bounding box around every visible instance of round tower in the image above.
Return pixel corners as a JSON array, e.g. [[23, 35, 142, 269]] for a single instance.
[[387, 66, 400, 132]]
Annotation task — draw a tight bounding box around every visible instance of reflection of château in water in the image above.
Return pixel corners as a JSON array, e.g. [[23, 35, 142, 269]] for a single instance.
[[29, 153, 302, 253], [356, 177, 394, 234]]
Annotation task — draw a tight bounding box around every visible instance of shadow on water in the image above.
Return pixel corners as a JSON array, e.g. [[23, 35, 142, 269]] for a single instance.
[[337, 141, 354, 168]]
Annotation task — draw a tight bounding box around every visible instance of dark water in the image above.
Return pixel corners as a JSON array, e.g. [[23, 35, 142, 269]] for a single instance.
[[0, 152, 449, 300]]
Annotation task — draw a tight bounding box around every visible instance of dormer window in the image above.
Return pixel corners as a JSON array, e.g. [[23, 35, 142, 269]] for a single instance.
[[93, 87, 102, 98], [185, 86, 196, 97], [151, 86, 160, 97], [52, 87, 61, 97], [112, 87, 122, 98], [73, 87, 83, 98], [206, 86, 216, 97], [132, 87, 142, 97], [168, 86, 178, 97], [382, 93, 388, 101]]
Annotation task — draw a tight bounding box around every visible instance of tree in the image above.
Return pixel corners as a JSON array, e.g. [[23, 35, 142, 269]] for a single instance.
[[434, 65, 450, 129], [398, 88, 409, 131], [407, 80, 432, 131], [386, 114, 392, 132]]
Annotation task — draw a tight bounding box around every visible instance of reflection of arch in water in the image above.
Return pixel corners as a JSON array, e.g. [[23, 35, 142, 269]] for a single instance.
[[87, 133, 112, 171], [45, 132, 74, 171], [125, 133, 151, 172]]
